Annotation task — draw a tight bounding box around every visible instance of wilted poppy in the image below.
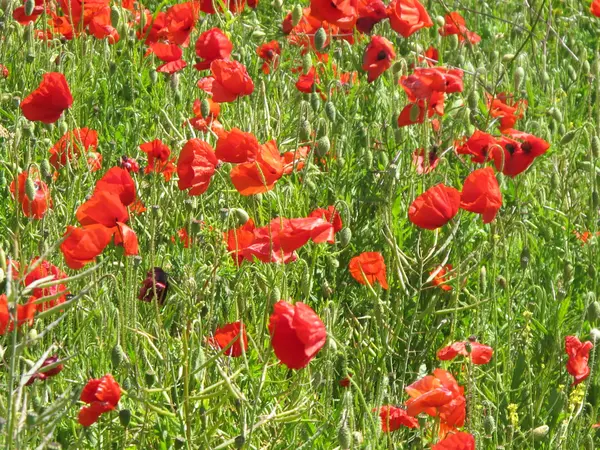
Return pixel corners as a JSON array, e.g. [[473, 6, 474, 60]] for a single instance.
[[269, 300, 327, 369], [408, 184, 461, 230], [140, 139, 176, 181], [10, 171, 53, 219], [430, 264, 453, 291], [25, 355, 64, 385], [138, 268, 169, 305], [215, 128, 260, 163], [24, 258, 69, 312], [201, 60, 254, 103], [49, 128, 101, 171], [460, 167, 502, 224], [412, 148, 440, 174], [362, 35, 396, 82], [194, 28, 233, 71], [0, 294, 36, 335], [94, 167, 136, 207], [309, 206, 343, 233], [437, 339, 494, 365], [230, 141, 284, 195], [386, 0, 432, 37], [177, 138, 219, 195], [405, 368, 466, 428], [21, 73, 73, 124], [439, 12, 480, 45], [432, 432, 475, 450], [60, 225, 113, 269], [78, 374, 121, 427], [486, 93, 527, 132], [375, 405, 419, 432], [207, 321, 248, 357], [565, 335, 594, 385], [349, 252, 388, 289], [356, 0, 387, 33], [257, 41, 281, 74]]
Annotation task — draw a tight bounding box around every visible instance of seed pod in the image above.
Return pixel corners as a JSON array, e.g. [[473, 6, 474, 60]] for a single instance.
[[532, 425, 549, 441], [338, 227, 351, 247], [310, 92, 320, 111], [567, 65, 577, 81], [291, 4, 303, 26], [111, 344, 126, 369], [315, 27, 327, 51], [25, 177, 36, 202], [338, 423, 352, 450], [467, 90, 479, 109], [483, 415, 496, 436], [588, 301, 600, 323], [24, 0, 35, 16], [316, 136, 330, 157], [325, 101, 336, 122], [409, 103, 421, 122], [233, 208, 249, 225], [299, 119, 311, 141], [560, 130, 577, 145], [520, 247, 530, 269], [119, 409, 131, 427], [514, 67, 525, 91]]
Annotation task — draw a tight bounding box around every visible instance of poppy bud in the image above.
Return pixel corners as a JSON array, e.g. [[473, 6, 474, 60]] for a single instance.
[[583, 61, 591, 75], [467, 90, 479, 110], [304, 178, 316, 192], [145, 370, 156, 386], [28, 328, 38, 341], [233, 435, 245, 449], [514, 67, 525, 91], [26, 411, 37, 427], [448, 34, 459, 50], [496, 275, 507, 290], [409, 103, 421, 122], [364, 148, 373, 169], [593, 191, 599, 208], [299, 119, 311, 141], [111, 344, 126, 368], [315, 27, 327, 51], [272, 0, 283, 11], [269, 287, 281, 305], [316, 117, 328, 138], [338, 423, 352, 449], [302, 53, 312, 73], [520, 247, 529, 269], [24, 177, 36, 202], [560, 130, 577, 145], [532, 425, 549, 441], [563, 262, 573, 283], [434, 15, 445, 27], [550, 107, 563, 122], [110, 6, 120, 28], [592, 136, 600, 158], [40, 159, 52, 180], [321, 280, 333, 298], [593, 58, 600, 77], [591, 328, 600, 343], [149, 70, 158, 85], [336, 227, 352, 248], [588, 301, 600, 323], [119, 409, 131, 427], [483, 415, 495, 436], [316, 136, 330, 157], [232, 208, 249, 225], [567, 65, 577, 81], [391, 60, 404, 75], [310, 92, 320, 112], [291, 5, 303, 26], [325, 102, 336, 122]]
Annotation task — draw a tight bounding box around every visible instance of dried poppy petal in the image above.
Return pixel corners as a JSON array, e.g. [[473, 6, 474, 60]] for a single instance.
[[460, 167, 502, 224], [349, 252, 388, 289], [269, 301, 327, 369], [207, 321, 248, 357], [21, 73, 73, 124], [408, 184, 461, 230]]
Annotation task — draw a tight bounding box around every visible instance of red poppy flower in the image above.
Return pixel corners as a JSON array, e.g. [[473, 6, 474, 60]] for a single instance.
[[375, 405, 419, 432], [230, 140, 284, 195], [408, 184, 461, 230], [401, 68, 463, 102], [88, 6, 120, 43], [24, 259, 69, 312], [94, 167, 136, 207], [356, 0, 387, 33], [0, 294, 36, 335], [455, 130, 497, 163], [159, 2, 199, 46], [25, 355, 64, 386], [362, 35, 396, 83], [114, 222, 139, 256], [21, 72, 73, 124], [439, 12, 480, 45], [432, 432, 475, 450], [412, 148, 440, 174], [76, 191, 129, 228], [386, 0, 432, 37], [398, 91, 445, 127], [215, 128, 260, 163], [565, 335, 594, 385], [202, 60, 254, 103], [188, 98, 222, 132], [419, 46, 439, 67], [405, 369, 466, 428], [140, 139, 176, 181], [276, 217, 335, 252], [257, 41, 281, 74], [224, 218, 256, 265], [177, 138, 219, 195], [78, 374, 121, 427], [13, 0, 47, 24], [269, 300, 327, 369], [283, 8, 334, 51], [283, 146, 310, 174], [138, 268, 169, 305], [339, 374, 352, 387], [60, 225, 113, 269], [296, 67, 319, 94], [0, 65, 9, 78], [194, 28, 233, 71], [349, 252, 388, 289], [459, 167, 502, 224], [490, 130, 550, 177], [310, 0, 358, 28], [486, 93, 527, 132], [309, 206, 343, 233], [592, 0, 600, 17], [437, 340, 494, 365], [430, 264, 453, 291], [49, 128, 100, 171], [207, 321, 248, 357], [10, 171, 53, 219]]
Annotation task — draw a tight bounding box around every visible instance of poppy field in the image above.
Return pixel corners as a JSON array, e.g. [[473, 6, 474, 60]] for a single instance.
[[1, 0, 600, 448]]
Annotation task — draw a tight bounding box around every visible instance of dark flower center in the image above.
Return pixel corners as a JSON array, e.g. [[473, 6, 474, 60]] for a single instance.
[[521, 141, 532, 153], [505, 143, 516, 154], [376, 50, 388, 61]]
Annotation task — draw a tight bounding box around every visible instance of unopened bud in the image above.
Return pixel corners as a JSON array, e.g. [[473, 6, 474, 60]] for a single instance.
[[119, 409, 131, 427], [514, 67, 525, 91], [24, 0, 35, 16], [325, 101, 336, 122], [299, 119, 311, 141], [24, 177, 36, 202], [111, 344, 126, 369], [338, 227, 351, 247], [560, 130, 577, 145], [532, 425, 549, 441], [338, 423, 352, 449], [291, 5, 303, 27], [315, 27, 327, 51], [316, 136, 330, 157]]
